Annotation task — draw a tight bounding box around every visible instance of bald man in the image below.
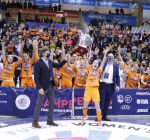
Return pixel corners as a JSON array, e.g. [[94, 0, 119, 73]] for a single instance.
[[100, 53, 120, 121]]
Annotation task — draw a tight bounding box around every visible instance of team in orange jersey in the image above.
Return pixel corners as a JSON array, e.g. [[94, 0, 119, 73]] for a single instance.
[[59, 61, 77, 88], [82, 60, 103, 126], [74, 60, 87, 88], [19, 40, 39, 87], [82, 48, 109, 126], [1, 43, 22, 87], [125, 64, 141, 88]]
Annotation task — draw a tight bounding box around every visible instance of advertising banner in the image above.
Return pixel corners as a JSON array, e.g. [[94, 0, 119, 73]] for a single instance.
[[112, 89, 150, 115], [0, 87, 150, 118], [98, 2, 129, 8], [143, 4, 150, 10], [26, 22, 68, 29], [83, 13, 137, 26], [63, 0, 95, 6], [33, 0, 60, 6]]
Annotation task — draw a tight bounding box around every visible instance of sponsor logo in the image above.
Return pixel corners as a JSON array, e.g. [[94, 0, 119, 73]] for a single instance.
[[117, 95, 124, 104], [15, 95, 30, 110], [136, 99, 149, 105], [121, 105, 131, 110], [117, 95, 132, 104], [136, 92, 150, 96], [124, 95, 132, 103], [137, 109, 149, 113]]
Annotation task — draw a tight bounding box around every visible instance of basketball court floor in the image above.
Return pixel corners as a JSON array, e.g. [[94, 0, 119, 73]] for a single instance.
[[0, 116, 150, 140]]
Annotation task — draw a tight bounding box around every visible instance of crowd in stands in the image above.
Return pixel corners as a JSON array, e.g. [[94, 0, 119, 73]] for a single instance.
[[0, 0, 62, 11], [88, 19, 150, 88], [0, 19, 149, 89], [108, 8, 124, 15]]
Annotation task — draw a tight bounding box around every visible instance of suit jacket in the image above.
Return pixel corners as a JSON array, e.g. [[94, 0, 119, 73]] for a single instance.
[[102, 62, 120, 88], [34, 58, 66, 90]]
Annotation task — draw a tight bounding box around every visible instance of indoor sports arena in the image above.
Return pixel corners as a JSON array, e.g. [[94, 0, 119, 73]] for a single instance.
[[0, 0, 150, 139]]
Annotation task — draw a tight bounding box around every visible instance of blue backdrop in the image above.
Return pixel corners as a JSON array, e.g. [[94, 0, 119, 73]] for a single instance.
[[0, 87, 150, 118], [30, 0, 150, 10], [83, 13, 137, 26]]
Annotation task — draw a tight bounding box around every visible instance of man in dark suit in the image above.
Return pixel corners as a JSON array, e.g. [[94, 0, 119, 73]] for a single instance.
[[32, 47, 68, 128], [100, 52, 120, 121]]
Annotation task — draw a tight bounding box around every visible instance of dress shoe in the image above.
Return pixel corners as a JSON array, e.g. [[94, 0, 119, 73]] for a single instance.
[[47, 120, 58, 126], [32, 120, 41, 128], [102, 118, 111, 121]]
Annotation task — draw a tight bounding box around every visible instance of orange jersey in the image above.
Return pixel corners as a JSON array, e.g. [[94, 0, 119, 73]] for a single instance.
[[2, 60, 18, 80], [21, 59, 34, 78], [7, 43, 15, 53], [53, 68, 60, 87], [74, 68, 87, 88], [124, 64, 129, 71], [141, 75, 150, 88], [126, 70, 141, 88], [59, 63, 77, 80], [86, 67, 102, 87]]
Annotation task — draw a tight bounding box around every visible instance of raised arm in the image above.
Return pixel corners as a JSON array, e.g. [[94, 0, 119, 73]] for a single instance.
[[32, 40, 39, 63], [19, 40, 25, 57], [52, 53, 69, 68], [100, 47, 109, 68], [60, 42, 66, 61]]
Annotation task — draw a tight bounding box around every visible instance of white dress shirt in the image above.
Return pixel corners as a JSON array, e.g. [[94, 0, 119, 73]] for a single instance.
[[42, 57, 49, 69], [101, 63, 113, 83]]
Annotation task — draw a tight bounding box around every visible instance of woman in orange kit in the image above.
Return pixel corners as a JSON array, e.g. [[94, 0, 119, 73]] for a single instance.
[[82, 60, 102, 126], [125, 64, 141, 88], [1, 43, 22, 87], [59, 55, 77, 88], [82, 48, 108, 126], [19, 40, 38, 87], [74, 59, 87, 88]]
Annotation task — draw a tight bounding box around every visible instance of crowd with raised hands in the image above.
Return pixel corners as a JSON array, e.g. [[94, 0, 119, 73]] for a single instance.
[[0, 21, 150, 89]]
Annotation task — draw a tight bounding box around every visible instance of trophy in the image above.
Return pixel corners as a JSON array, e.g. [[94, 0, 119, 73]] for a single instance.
[[76, 32, 93, 56]]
